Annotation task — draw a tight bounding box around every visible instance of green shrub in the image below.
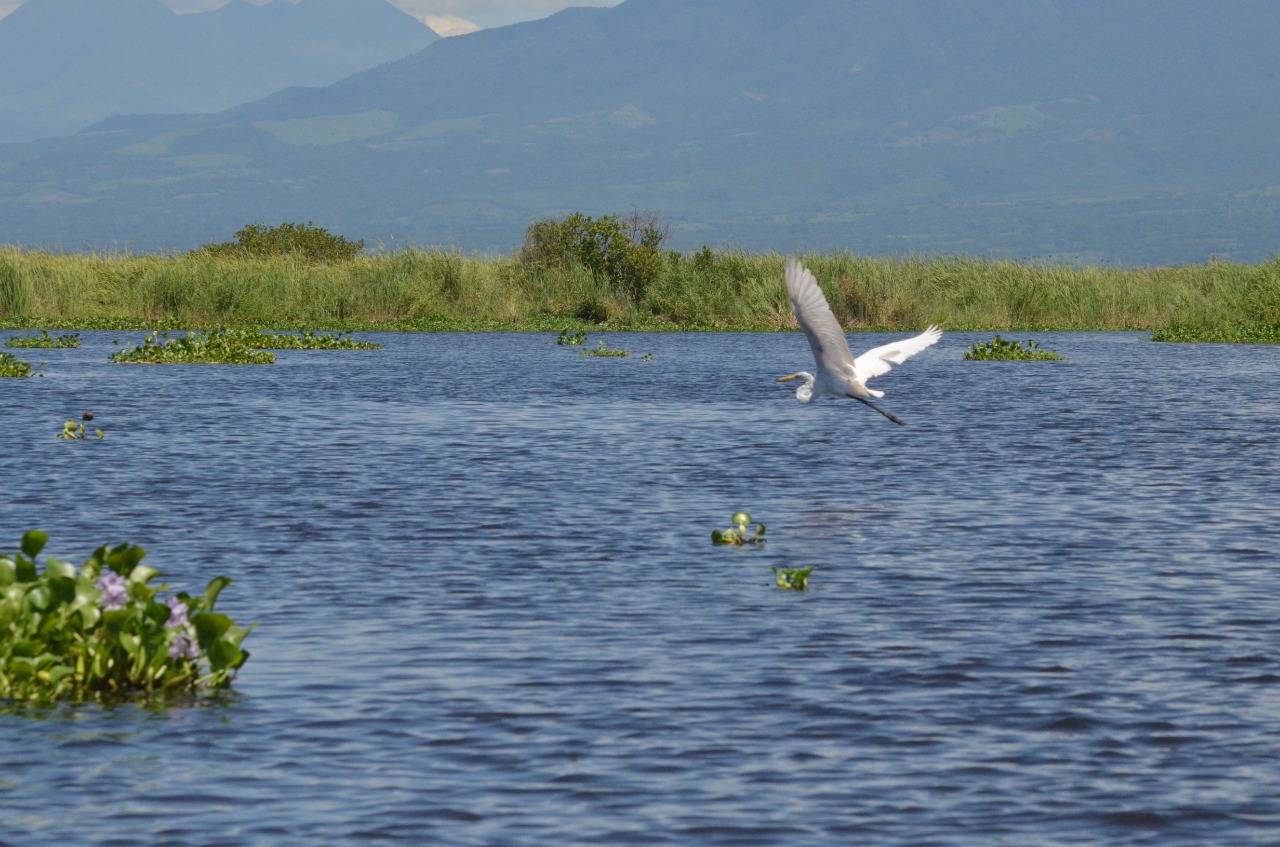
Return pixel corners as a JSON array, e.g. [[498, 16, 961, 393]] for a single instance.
[[519, 211, 668, 302], [196, 221, 364, 263]]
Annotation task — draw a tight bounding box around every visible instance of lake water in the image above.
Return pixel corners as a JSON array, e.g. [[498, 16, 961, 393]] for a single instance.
[[1, 330, 1278, 846]]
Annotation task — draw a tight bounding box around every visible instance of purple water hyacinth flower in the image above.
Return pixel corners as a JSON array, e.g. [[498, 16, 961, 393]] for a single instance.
[[165, 596, 190, 629], [168, 631, 200, 662], [95, 571, 128, 611]]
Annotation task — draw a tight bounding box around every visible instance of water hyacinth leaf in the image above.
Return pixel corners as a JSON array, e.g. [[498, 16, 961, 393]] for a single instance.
[[127, 564, 160, 585], [208, 638, 245, 673], [43, 558, 77, 581], [45, 665, 76, 686], [0, 557, 14, 585], [21, 530, 48, 559], [77, 603, 101, 630], [145, 600, 170, 626], [204, 576, 232, 610], [711, 529, 725, 544], [194, 612, 234, 651], [10, 639, 39, 658], [46, 574, 77, 608], [119, 633, 142, 658], [731, 511, 752, 527], [108, 542, 146, 574], [15, 556, 37, 583], [25, 585, 51, 611]]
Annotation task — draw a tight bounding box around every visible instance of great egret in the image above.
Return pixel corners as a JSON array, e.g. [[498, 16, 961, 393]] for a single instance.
[[779, 258, 941, 425]]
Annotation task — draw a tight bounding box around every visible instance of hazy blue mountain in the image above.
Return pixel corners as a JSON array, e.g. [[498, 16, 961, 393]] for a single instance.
[[0, 0, 437, 142], [1, 0, 1277, 263]]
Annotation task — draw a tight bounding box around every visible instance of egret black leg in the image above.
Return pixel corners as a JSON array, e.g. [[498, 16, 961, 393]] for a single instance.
[[853, 395, 905, 425]]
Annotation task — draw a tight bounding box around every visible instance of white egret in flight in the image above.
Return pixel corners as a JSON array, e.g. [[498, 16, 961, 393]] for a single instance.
[[779, 258, 941, 425]]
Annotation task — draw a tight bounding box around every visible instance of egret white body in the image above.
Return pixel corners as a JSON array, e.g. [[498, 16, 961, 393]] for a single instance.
[[779, 258, 941, 425]]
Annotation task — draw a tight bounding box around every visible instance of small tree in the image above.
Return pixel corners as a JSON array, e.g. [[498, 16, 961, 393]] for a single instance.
[[519, 210, 668, 301], [196, 222, 364, 262]]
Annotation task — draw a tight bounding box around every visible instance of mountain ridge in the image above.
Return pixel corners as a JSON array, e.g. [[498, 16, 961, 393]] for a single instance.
[[0, 0, 437, 142], [1, 0, 1277, 263]]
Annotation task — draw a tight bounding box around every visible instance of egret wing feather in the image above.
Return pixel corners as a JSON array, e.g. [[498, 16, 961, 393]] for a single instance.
[[785, 258, 856, 376], [852, 325, 942, 383]]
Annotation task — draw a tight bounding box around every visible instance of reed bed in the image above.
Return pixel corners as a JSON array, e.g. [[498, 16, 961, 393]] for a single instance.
[[1, 246, 1277, 335]]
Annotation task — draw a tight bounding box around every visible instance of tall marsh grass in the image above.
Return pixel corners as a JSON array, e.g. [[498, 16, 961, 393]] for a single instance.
[[1, 245, 1277, 334]]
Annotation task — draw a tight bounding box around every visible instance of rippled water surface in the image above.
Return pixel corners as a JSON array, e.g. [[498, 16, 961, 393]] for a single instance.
[[2, 330, 1278, 846]]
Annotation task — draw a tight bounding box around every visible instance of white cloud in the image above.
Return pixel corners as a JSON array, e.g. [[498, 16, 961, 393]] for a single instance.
[[421, 13, 480, 36]]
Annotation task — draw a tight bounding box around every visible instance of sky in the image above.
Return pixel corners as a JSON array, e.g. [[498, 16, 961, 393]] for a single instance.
[[0, 0, 624, 36]]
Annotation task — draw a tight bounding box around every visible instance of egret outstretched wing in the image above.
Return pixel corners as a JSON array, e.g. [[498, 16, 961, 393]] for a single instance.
[[852, 325, 942, 383], [785, 257, 856, 379]]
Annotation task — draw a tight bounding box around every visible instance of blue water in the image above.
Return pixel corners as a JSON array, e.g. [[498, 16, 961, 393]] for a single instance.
[[2, 330, 1278, 846]]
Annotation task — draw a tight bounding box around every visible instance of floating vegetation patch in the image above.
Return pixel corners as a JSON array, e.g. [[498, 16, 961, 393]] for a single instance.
[[771, 565, 816, 591], [964, 335, 1064, 360], [0, 351, 34, 377], [223, 329, 381, 350], [0, 531, 252, 702], [1150, 323, 1280, 343], [57, 413, 103, 441], [581, 337, 630, 357], [556, 329, 586, 346], [109, 330, 275, 364], [711, 511, 766, 546], [5, 330, 80, 348]]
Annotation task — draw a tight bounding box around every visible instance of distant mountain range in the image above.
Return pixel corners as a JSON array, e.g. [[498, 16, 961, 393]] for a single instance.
[[1, 0, 1278, 263], [0, 0, 437, 142]]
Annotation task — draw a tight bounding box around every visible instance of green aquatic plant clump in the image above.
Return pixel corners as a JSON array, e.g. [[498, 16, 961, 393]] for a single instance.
[[712, 511, 766, 546], [57, 414, 103, 441], [1150, 323, 1280, 343], [581, 337, 630, 357], [964, 335, 1064, 360], [0, 350, 34, 377], [220, 329, 381, 350], [0, 531, 252, 702], [771, 566, 815, 591], [109, 330, 276, 364], [5, 330, 80, 348], [556, 328, 586, 345]]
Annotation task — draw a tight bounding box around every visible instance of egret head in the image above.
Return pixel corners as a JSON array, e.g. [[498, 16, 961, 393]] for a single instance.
[[778, 371, 815, 403]]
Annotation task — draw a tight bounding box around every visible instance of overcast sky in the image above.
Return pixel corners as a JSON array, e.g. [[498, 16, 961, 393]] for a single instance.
[[0, 0, 624, 36]]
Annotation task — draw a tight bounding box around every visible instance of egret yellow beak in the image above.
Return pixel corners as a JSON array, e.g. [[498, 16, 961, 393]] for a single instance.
[[777, 373, 801, 382]]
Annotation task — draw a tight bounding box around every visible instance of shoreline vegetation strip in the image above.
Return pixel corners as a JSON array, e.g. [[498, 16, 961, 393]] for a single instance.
[[1, 247, 1277, 340]]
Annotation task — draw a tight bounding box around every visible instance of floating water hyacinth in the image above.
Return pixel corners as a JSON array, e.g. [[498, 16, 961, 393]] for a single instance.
[[5, 330, 80, 349], [0, 350, 34, 377], [109, 330, 275, 364], [56, 413, 104, 441], [0, 531, 253, 702], [771, 566, 816, 591], [556, 329, 586, 345], [963, 335, 1064, 361], [581, 337, 630, 357], [711, 511, 766, 546]]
